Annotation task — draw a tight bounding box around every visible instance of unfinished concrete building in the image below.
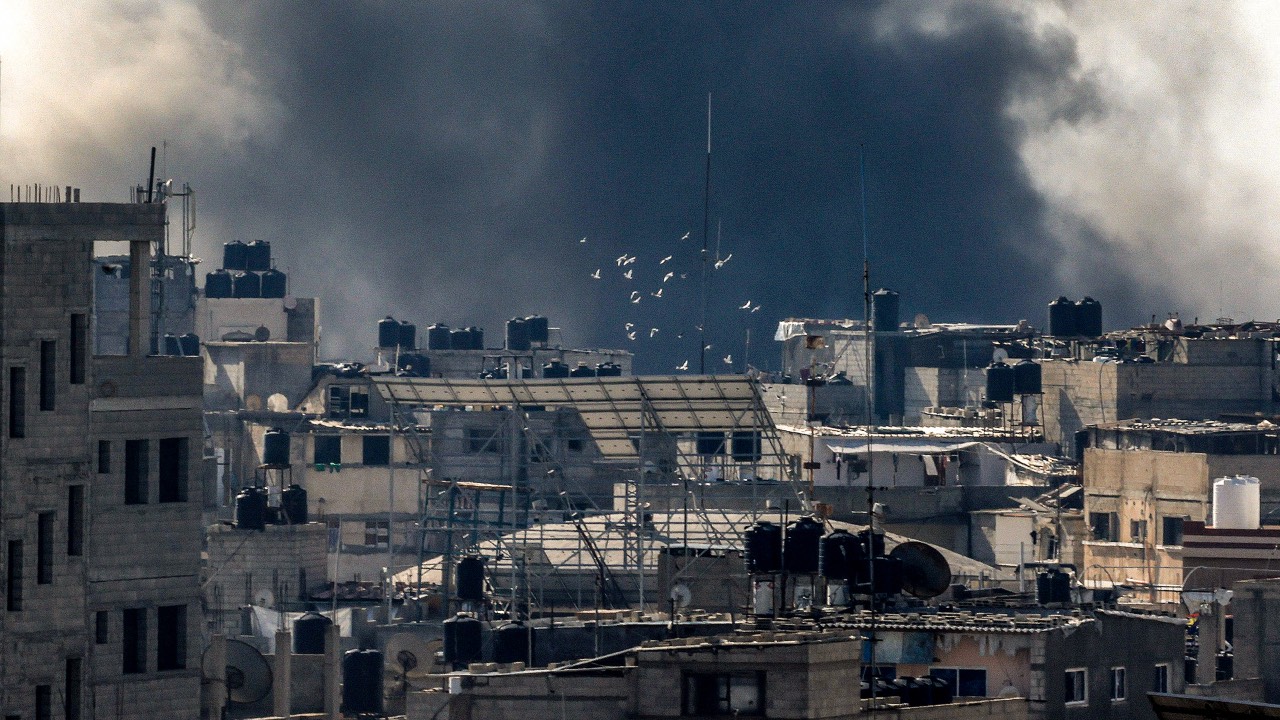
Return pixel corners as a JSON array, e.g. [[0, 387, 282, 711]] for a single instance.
[[0, 201, 203, 719]]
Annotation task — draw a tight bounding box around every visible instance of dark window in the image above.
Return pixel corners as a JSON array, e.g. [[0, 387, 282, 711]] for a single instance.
[[70, 314, 86, 385], [682, 672, 764, 716], [1162, 516, 1185, 546], [314, 436, 341, 465], [364, 521, 389, 548], [158, 437, 188, 503], [1065, 668, 1087, 704], [468, 428, 500, 453], [95, 611, 109, 644], [37, 513, 53, 585], [67, 486, 84, 556], [39, 340, 55, 411], [930, 668, 988, 697], [35, 685, 50, 720], [9, 366, 25, 438], [327, 386, 349, 419], [6, 540, 22, 611], [156, 604, 186, 671], [125, 439, 148, 505], [1089, 512, 1117, 541], [122, 608, 146, 674], [1153, 664, 1170, 693], [566, 438, 584, 452], [97, 440, 111, 474], [349, 391, 369, 418], [65, 657, 82, 720], [1110, 667, 1127, 701], [362, 435, 390, 466]]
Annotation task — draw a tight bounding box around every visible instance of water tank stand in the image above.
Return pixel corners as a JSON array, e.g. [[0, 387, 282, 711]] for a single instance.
[[256, 465, 294, 496]]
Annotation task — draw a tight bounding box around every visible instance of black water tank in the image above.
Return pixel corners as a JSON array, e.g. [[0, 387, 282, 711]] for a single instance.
[[456, 556, 485, 602], [245, 240, 271, 271], [179, 333, 200, 357], [820, 530, 861, 580], [397, 353, 431, 377], [263, 428, 290, 468], [784, 517, 824, 574], [731, 431, 761, 462], [163, 333, 182, 356], [1076, 297, 1103, 338], [569, 363, 595, 378], [872, 555, 904, 595], [378, 317, 399, 348], [542, 361, 570, 378], [506, 317, 530, 351], [495, 622, 534, 665], [205, 269, 232, 298], [398, 321, 416, 350], [235, 487, 266, 530], [1048, 296, 1076, 337], [872, 288, 900, 332], [1013, 360, 1042, 395], [924, 676, 953, 705], [524, 315, 550, 345], [744, 521, 783, 574], [985, 362, 1015, 403], [223, 240, 248, 271], [443, 613, 483, 669], [696, 431, 725, 456], [896, 677, 932, 707], [342, 649, 384, 715], [858, 529, 886, 559], [449, 328, 470, 350], [260, 268, 287, 298], [281, 484, 307, 524], [1036, 571, 1052, 605], [427, 323, 452, 350], [595, 362, 622, 377], [1051, 568, 1071, 603], [466, 327, 484, 350], [292, 611, 332, 654], [231, 271, 261, 299]]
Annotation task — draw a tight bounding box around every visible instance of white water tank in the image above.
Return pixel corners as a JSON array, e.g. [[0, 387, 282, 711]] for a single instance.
[[1213, 475, 1261, 529]]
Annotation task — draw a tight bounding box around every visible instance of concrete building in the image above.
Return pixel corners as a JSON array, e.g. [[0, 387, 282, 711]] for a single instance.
[[1078, 420, 1280, 605], [0, 201, 203, 719], [203, 521, 329, 635]]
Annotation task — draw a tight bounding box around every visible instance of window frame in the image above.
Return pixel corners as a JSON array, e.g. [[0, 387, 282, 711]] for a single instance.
[[156, 604, 187, 671], [928, 666, 988, 698], [67, 486, 84, 557], [38, 339, 55, 411], [1089, 512, 1117, 541], [681, 671, 765, 716], [6, 540, 23, 611], [36, 512, 54, 585], [364, 520, 390, 548], [1064, 667, 1088, 705], [1161, 516, 1185, 546], [1110, 666, 1126, 702], [158, 437, 189, 503], [9, 366, 26, 439], [1153, 663, 1170, 693], [313, 435, 342, 466], [361, 434, 390, 467], [124, 439, 149, 505], [122, 607, 146, 674]]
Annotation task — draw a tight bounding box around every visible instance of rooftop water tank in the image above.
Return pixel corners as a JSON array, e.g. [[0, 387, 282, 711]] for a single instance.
[[1012, 359, 1042, 395], [465, 327, 484, 350], [378, 317, 399, 349], [569, 363, 595, 378], [1213, 475, 1261, 530], [494, 621, 534, 665], [1048, 296, 1076, 338], [398, 320, 417, 350], [235, 487, 266, 531], [783, 516, 824, 575], [260, 269, 287, 298], [222, 240, 248, 271], [456, 555, 485, 602], [231, 271, 261, 299], [820, 530, 861, 581], [205, 269, 233, 298], [744, 521, 782, 575], [442, 613, 482, 669], [595, 362, 622, 377], [450, 328, 471, 350], [872, 288, 900, 332], [1076, 297, 1103, 338], [506, 317, 530, 351], [427, 323, 452, 350], [524, 315, 550, 344], [263, 428, 290, 468], [245, 240, 271, 272], [178, 333, 200, 357], [542, 361, 570, 378], [292, 612, 332, 654], [985, 362, 1015, 403], [280, 484, 307, 525]]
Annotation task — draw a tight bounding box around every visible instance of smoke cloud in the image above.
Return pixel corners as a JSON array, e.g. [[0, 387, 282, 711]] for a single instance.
[[1, 2, 1276, 371]]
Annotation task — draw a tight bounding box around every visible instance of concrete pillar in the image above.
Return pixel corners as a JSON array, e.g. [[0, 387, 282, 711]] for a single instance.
[[274, 630, 292, 719], [128, 238, 149, 357], [205, 633, 227, 720], [324, 624, 341, 720], [1196, 608, 1220, 685]]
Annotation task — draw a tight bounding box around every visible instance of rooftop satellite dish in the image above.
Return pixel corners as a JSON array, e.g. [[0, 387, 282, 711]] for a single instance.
[[889, 541, 952, 599], [992, 348, 1010, 363], [385, 635, 440, 694], [254, 326, 271, 342], [670, 583, 693, 609], [283, 295, 298, 311], [252, 587, 274, 608], [913, 313, 931, 329], [220, 639, 273, 704], [266, 393, 289, 412]]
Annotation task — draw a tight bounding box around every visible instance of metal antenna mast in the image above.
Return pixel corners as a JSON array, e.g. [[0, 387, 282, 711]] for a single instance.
[[860, 144, 880, 715], [699, 93, 712, 374]]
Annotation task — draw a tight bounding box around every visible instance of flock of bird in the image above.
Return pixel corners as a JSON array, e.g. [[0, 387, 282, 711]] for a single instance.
[[578, 227, 760, 371]]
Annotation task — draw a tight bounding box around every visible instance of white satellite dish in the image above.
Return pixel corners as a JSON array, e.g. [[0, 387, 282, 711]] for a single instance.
[[913, 313, 931, 329], [992, 348, 1010, 363], [266, 393, 289, 412], [253, 588, 275, 608], [669, 583, 692, 609]]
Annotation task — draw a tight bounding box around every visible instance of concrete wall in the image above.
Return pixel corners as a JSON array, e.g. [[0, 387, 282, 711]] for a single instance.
[[204, 523, 329, 633], [1228, 578, 1280, 703]]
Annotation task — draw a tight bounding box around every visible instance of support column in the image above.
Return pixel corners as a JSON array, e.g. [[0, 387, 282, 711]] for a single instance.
[[205, 634, 227, 720], [324, 624, 341, 720], [128, 238, 149, 356], [274, 630, 292, 719]]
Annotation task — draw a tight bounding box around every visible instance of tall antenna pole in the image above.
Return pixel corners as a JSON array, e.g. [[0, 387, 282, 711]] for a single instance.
[[860, 143, 879, 714], [699, 92, 712, 374]]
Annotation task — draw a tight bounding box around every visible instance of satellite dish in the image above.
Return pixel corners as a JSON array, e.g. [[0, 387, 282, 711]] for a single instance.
[[221, 639, 273, 704], [992, 348, 1010, 363], [266, 393, 289, 412], [283, 295, 298, 311], [254, 326, 271, 342], [889, 541, 952, 599], [913, 313, 931, 329], [253, 587, 274, 608], [245, 395, 263, 411], [385, 635, 440, 694], [669, 583, 693, 609]]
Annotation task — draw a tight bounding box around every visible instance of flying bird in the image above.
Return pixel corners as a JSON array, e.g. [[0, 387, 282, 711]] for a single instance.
[[739, 300, 752, 310], [623, 269, 633, 280], [680, 231, 691, 241], [676, 360, 689, 370], [630, 291, 642, 303], [751, 305, 761, 313], [649, 328, 659, 337], [704, 343, 712, 351], [659, 255, 673, 265], [680, 273, 688, 279], [624, 255, 637, 266], [591, 269, 601, 279], [627, 331, 637, 341], [723, 355, 733, 365], [663, 272, 674, 283], [616, 254, 629, 266], [625, 322, 635, 330], [651, 288, 663, 298], [580, 237, 587, 243], [714, 253, 733, 269]]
